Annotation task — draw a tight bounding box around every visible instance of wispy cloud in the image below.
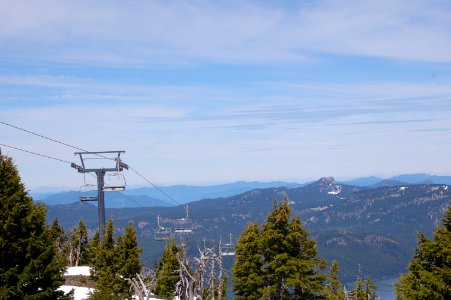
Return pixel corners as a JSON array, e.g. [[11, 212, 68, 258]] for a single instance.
[[1, 1, 451, 188], [1, 0, 450, 64]]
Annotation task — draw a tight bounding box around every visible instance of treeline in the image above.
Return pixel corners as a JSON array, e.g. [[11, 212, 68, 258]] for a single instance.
[[1, 152, 450, 299]]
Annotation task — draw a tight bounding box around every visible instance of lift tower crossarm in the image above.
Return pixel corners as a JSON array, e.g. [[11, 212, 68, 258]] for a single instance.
[[72, 150, 126, 241], [74, 151, 125, 173]]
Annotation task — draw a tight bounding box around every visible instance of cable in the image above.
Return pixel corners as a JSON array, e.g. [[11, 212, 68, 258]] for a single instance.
[[0, 121, 114, 161], [1, 120, 181, 205], [1, 121, 87, 152], [0, 143, 72, 164], [86, 169, 147, 208], [129, 166, 181, 206], [117, 191, 145, 208]]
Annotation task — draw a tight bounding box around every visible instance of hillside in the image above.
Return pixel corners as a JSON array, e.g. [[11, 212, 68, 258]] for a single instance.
[[45, 177, 450, 281], [36, 180, 302, 207]]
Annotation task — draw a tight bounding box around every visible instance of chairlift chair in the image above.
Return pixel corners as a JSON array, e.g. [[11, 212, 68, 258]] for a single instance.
[[79, 184, 98, 201], [78, 174, 98, 201], [154, 215, 172, 241], [221, 233, 236, 256], [175, 205, 193, 234], [103, 172, 126, 192]]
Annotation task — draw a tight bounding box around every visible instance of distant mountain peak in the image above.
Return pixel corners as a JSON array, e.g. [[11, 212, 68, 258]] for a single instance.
[[318, 177, 336, 185], [304, 177, 344, 195]]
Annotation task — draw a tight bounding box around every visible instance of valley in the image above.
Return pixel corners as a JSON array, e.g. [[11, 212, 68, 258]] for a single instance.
[[45, 177, 450, 282]]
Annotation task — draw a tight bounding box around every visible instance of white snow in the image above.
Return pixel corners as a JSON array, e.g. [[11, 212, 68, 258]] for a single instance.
[[59, 286, 93, 300], [60, 266, 166, 300], [311, 206, 328, 212], [64, 266, 91, 277], [328, 185, 341, 195]]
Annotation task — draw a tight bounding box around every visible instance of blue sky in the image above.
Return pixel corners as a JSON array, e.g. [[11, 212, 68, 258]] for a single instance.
[[1, 0, 451, 190]]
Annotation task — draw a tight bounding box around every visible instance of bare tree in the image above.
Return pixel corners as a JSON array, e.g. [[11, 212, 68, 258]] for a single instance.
[[216, 241, 225, 300], [175, 254, 196, 300], [159, 239, 230, 300], [126, 271, 157, 300]]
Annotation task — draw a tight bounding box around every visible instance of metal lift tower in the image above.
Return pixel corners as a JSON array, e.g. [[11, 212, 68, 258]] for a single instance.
[[71, 151, 128, 240]]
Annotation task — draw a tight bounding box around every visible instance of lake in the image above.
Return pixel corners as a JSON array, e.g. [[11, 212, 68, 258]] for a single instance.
[[374, 277, 398, 300]]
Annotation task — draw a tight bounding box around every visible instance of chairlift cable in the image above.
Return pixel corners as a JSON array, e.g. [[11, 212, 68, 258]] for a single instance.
[[0, 143, 72, 164], [128, 166, 181, 206], [117, 191, 145, 207], [0, 121, 113, 161], [1, 121, 87, 152], [1, 121, 180, 206]]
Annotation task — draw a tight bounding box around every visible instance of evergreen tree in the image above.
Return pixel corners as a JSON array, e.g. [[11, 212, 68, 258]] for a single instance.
[[86, 230, 100, 266], [325, 260, 346, 300], [154, 239, 182, 299], [396, 206, 451, 299], [353, 277, 366, 300], [347, 275, 376, 300], [50, 218, 68, 260], [364, 277, 377, 300], [0, 154, 66, 299], [77, 219, 89, 265], [341, 271, 377, 300], [91, 219, 144, 300], [232, 197, 327, 299], [232, 223, 264, 300], [116, 222, 143, 300], [67, 219, 89, 267], [91, 218, 120, 299]]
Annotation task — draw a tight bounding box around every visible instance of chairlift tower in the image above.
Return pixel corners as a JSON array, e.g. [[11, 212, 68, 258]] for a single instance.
[[71, 151, 128, 240]]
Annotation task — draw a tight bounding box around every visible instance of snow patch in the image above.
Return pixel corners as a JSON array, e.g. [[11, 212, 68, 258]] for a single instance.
[[311, 206, 329, 212], [398, 187, 406, 192], [64, 266, 91, 277], [59, 286, 93, 300], [328, 185, 341, 195]]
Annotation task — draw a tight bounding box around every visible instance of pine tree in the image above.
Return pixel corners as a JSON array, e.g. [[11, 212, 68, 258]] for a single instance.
[[232, 222, 264, 300], [154, 239, 182, 299], [77, 219, 90, 265], [364, 277, 377, 300], [325, 260, 346, 300], [116, 222, 143, 300], [90, 219, 144, 300], [86, 230, 100, 266], [232, 197, 327, 299], [0, 153, 66, 299], [91, 218, 120, 299], [67, 219, 89, 267], [395, 206, 451, 299], [50, 218, 68, 260], [353, 276, 366, 300], [263, 197, 327, 299]]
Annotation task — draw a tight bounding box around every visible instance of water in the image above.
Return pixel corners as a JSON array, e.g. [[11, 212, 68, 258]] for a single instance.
[[227, 276, 399, 299], [374, 277, 398, 300]]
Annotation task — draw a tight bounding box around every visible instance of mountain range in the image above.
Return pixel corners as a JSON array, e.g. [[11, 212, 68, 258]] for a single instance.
[[45, 176, 451, 282], [35, 173, 451, 208]]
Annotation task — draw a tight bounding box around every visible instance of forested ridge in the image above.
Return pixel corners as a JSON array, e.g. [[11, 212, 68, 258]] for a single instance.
[[2, 153, 450, 299]]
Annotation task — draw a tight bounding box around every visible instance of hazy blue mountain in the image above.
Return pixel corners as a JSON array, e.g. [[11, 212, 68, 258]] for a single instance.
[[36, 175, 451, 208], [339, 176, 383, 186], [389, 173, 451, 185], [369, 179, 410, 188], [38, 191, 171, 208], [125, 180, 303, 204], [45, 177, 450, 282], [341, 173, 451, 187], [38, 181, 302, 207]]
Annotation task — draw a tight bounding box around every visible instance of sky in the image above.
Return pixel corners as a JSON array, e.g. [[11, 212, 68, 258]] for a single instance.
[[1, 0, 451, 191]]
